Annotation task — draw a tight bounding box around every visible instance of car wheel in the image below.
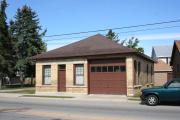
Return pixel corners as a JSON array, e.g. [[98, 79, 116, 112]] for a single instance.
[[146, 95, 158, 106]]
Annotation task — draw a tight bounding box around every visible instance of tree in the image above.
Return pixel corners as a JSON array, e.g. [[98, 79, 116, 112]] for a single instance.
[[126, 37, 144, 53], [0, 0, 16, 88], [105, 30, 144, 53], [10, 5, 47, 85], [106, 29, 126, 45]]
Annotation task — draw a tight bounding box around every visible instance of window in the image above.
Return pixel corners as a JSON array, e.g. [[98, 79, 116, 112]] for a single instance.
[[120, 66, 126, 72], [147, 64, 149, 82], [138, 62, 141, 84], [90, 66, 126, 72], [138, 62, 141, 77], [43, 65, 51, 85], [134, 60, 137, 85], [151, 65, 153, 83], [102, 66, 108, 72], [114, 66, 120, 72], [151, 66, 153, 76], [91, 67, 96, 72], [96, 66, 102, 72], [177, 64, 180, 72], [134, 61, 137, 73], [58, 65, 66, 71], [74, 64, 84, 85], [108, 66, 113, 72], [168, 81, 180, 88]]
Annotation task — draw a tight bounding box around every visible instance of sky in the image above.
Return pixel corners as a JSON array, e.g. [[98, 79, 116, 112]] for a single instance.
[[6, 0, 180, 56]]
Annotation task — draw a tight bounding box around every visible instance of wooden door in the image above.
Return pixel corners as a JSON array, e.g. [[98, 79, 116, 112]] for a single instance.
[[58, 65, 66, 92]]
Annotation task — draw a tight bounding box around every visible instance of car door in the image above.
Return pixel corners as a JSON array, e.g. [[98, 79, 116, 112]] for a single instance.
[[164, 80, 180, 101]]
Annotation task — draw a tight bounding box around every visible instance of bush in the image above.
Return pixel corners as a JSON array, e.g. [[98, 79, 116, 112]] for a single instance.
[[134, 89, 141, 97]]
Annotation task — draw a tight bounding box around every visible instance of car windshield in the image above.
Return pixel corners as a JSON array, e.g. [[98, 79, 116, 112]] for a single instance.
[[163, 79, 180, 87], [163, 80, 172, 87]]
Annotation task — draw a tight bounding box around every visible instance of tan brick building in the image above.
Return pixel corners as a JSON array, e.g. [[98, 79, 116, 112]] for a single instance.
[[32, 34, 154, 96]]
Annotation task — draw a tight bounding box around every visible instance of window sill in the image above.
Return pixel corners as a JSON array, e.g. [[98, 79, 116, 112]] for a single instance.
[[70, 85, 87, 88], [74, 84, 85, 86], [134, 85, 142, 88], [42, 84, 52, 86]]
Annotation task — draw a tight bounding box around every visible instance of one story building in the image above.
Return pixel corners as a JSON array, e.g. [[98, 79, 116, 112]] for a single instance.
[[170, 40, 180, 78], [32, 34, 154, 96]]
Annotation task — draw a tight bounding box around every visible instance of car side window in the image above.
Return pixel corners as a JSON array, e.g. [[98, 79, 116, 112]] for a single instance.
[[168, 81, 180, 88]]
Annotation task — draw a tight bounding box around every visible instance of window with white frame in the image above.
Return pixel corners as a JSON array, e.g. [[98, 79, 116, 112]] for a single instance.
[[43, 65, 51, 85], [74, 64, 84, 85]]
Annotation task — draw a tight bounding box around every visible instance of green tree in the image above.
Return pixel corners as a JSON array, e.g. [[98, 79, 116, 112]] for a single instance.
[[0, 0, 16, 88], [10, 5, 47, 85], [106, 29, 126, 45], [126, 37, 144, 53]]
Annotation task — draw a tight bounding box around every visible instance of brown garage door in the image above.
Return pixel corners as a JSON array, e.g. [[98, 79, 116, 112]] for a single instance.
[[89, 59, 127, 95]]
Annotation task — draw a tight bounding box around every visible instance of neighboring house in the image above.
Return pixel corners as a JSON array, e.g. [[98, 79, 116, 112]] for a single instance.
[[154, 60, 172, 86], [151, 45, 173, 64], [151, 45, 173, 86], [170, 40, 180, 78], [32, 34, 154, 96]]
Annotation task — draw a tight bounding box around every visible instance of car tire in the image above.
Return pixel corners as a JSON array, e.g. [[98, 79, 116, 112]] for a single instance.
[[146, 95, 158, 106]]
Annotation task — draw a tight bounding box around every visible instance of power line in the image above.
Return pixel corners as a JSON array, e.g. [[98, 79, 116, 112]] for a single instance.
[[44, 25, 180, 42], [45, 35, 91, 42], [116, 25, 180, 34], [44, 19, 180, 38]]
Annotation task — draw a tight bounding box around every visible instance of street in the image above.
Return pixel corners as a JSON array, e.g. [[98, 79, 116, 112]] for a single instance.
[[0, 95, 180, 120]]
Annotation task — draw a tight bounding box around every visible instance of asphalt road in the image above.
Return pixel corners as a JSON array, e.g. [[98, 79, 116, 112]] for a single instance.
[[0, 96, 180, 120]]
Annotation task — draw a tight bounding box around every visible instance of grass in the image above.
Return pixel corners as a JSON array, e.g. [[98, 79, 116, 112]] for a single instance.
[[21, 95, 74, 98], [1, 84, 34, 90], [0, 87, 35, 94], [127, 89, 141, 101]]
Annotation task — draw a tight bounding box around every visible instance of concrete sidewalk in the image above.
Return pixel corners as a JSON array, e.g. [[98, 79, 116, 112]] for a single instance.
[[0, 93, 22, 98], [35, 92, 128, 102], [0, 92, 129, 102]]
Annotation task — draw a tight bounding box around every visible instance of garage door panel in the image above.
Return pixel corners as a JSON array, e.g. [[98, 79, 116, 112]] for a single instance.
[[90, 81, 124, 85], [90, 74, 126, 80], [89, 59, 127, 95]]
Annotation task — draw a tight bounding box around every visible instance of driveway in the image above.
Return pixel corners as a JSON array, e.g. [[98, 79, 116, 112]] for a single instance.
[[0, 94, 180, 120]]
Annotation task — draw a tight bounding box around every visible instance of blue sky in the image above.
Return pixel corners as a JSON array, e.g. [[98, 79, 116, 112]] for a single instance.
[[6, 0, 180, 55]]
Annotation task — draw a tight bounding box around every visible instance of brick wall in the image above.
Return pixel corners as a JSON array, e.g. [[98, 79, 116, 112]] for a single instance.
[[126, 55, 154, 96], [154, 72, 167, 86], [126, 57, 134, 96], [35, 59, 88, 94]]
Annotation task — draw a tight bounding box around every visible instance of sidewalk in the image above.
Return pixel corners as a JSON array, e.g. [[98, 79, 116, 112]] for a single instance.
[[0, 93, 22, 98], [0, 92, 132, 102]]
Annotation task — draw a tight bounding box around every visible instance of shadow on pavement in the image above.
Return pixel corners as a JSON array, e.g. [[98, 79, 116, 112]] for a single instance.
[[139, 101, 180, 106], [159, 102, 180, 106]]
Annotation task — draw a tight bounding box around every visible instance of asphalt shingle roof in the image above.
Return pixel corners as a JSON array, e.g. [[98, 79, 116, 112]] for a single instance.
[[154, 60, 172, 72], [32, 34, 154, 62], [153, 45, 173, 57]]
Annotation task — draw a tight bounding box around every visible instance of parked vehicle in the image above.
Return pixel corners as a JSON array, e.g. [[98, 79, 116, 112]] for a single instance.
[[140, 78, 180, 106]]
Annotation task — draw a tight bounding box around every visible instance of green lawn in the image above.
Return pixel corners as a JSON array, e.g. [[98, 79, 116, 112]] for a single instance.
[[0, 87, 35, 94], [22, 95, 74, 98]]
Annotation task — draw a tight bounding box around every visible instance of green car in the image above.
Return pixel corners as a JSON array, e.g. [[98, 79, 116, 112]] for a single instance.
[[140, 78, 180, 106]]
